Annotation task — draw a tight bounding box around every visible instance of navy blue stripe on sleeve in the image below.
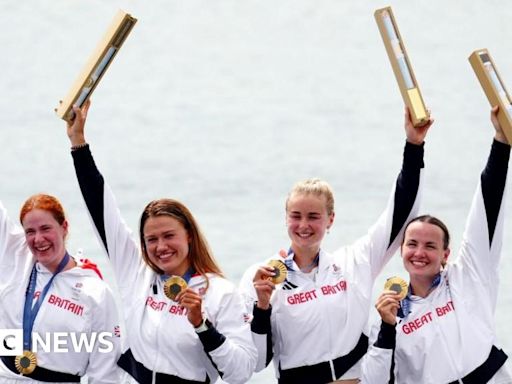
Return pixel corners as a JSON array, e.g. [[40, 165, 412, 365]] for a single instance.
[[71, 145, 108, 252], [197, 320, 226, 378], [481, 139, 510, 245], [197, 323, 227, 353], [374, 321, 396, 349], [374, 321, 397, 384], [251, 304, 272, 334], [251, 304, 274, 366], [198, 322, 227, 378], [389, 141, 424, 247]]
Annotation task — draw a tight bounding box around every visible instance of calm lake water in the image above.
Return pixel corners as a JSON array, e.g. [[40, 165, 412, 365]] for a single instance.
[[1, 1, 512, 382]]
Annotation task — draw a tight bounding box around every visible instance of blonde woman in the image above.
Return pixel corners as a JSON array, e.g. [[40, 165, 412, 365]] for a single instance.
[[239, 108, 433, 383]]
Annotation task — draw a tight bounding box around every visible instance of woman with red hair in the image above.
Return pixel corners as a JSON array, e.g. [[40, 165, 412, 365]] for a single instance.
[[0, 193, 121, 382]]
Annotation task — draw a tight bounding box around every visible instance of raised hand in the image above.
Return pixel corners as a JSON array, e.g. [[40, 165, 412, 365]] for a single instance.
[[404, 106, 434, 145], [66, 100, 91, 147], [375, 290, 401, 325], [253, 265, 276, 310], [177, 288, 204, 327], [490, 105, 509, 145], [252, 249, 287, 310]]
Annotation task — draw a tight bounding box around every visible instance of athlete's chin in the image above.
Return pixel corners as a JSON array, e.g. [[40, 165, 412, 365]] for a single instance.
[[407, 268, 437, 280], [157, 260, 186, 276], [35, 253, 54, 265], [406, 266, 422, 275], [292, 236, 321, 248]]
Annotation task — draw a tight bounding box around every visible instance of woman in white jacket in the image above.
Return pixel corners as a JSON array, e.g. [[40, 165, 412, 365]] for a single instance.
[[238, 107, 433, 384], [66, 100, 257, 384], [361, 106, 511, 384], [0, 193, 121, 383]]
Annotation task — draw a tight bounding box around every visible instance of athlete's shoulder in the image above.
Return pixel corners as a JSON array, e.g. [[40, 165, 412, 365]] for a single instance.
[[69, 258, 115, 297], [201, 273, 236, 293]]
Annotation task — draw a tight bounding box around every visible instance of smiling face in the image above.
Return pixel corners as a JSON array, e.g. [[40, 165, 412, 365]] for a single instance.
[[22, 209, 68, 272], [401, 221, 450, 284], [286, 192, 334, 254], [143, 215, 191, 276]]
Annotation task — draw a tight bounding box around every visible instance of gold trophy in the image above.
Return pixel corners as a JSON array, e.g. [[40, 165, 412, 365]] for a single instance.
[[55, 10, 137, 122], [267, 260, 288, 284], [374, 6, 429, 127], [163, 276, 188, 301], [384, 276, 408, 300], [469, 49, 512, 143]]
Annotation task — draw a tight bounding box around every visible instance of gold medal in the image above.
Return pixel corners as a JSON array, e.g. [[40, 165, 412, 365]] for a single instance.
[[267, 260, 288, 284], [384, 276, 409, 300], [163, 276, 188, 301], [14, 350, 37, 375]]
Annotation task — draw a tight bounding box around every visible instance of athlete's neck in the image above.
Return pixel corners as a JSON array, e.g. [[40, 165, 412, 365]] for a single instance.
[[409, 275, 437, 298], [163, 261, 191, 277], [292, 247, 320, 272], [41, 252, 75, 274]]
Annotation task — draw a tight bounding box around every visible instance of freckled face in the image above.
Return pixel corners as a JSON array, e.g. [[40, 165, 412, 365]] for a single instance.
[[286, 193, 334, 253], [402, 221, 449, 282], [143, 215, 191, 276], [22, 209, 68, 272]]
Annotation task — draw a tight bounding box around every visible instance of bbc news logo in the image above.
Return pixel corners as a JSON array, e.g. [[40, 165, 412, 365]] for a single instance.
[[0, 329, 114, 355], [0, 329, 22, 355]]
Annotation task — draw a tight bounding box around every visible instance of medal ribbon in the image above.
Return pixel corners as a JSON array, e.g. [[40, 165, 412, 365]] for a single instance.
[[181, 267, 195, 284], [160, 267, 196, 284], [399, 273, 442, 319], [22, 253, 70, 351], [285, 248, 320, 272]]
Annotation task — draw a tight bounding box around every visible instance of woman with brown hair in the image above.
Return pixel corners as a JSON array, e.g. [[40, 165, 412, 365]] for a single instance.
[[361, 106, 511, 383], [65, 100, 257, 384]]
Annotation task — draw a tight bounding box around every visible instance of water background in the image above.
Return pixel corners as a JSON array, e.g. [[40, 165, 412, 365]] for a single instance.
[[1, 1, 512, 382]]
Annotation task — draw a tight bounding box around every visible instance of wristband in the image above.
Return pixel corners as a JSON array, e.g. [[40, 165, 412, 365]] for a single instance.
[[71, 142, 89, 151]]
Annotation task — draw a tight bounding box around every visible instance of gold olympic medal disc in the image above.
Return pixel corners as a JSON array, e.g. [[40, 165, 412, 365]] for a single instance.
[[15, 350, 37, 375], [267, 260, 287, 284], [163, 276, 188, 301], [384, 276, 409, 300]]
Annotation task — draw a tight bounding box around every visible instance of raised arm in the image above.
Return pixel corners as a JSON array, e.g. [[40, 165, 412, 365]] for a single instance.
[[481, 106, 510, 247], [456, 106, 510, 310], [0, 200, 27, 270], [67, 101, 107, 248], [354, 107, 433, 279], [389, 107, 432, 244], [66, 101, 144, 288]]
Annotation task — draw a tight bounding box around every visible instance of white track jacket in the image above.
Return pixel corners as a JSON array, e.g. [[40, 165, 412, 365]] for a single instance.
[[361, 140, 511, 384], [239, 142, 425, 382], [0, 200, 121, 383], [71, 146, 257, 384]]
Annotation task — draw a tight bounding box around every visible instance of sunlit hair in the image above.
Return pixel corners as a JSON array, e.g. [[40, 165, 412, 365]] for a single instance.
[[139, 199, 223, 285], [403, 214, 450, 250], [286, 178, 335, 215], [20, 194, 66, 226]]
